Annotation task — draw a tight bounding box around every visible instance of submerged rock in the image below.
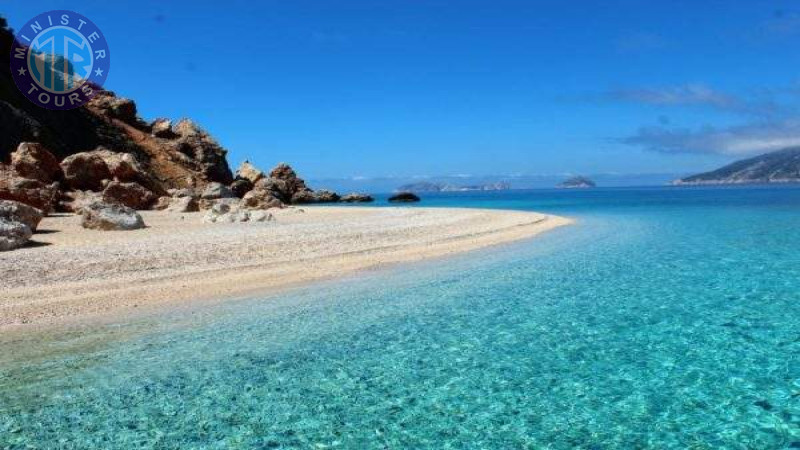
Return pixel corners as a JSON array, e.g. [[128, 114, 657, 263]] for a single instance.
[[79, 202, 145, 231]]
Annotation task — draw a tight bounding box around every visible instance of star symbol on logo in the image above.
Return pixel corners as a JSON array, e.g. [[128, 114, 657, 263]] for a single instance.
[[17, 67, 26, 76], [94, 68, 104, 77]]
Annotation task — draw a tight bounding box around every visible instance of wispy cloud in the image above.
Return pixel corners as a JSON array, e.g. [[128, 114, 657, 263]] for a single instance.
[[621, 119, 800, 156], [614, 83, 800, 156], [610, 84, 735, 108]]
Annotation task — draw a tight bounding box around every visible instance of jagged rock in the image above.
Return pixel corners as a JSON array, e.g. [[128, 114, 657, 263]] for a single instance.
[[101, 181, 157, 210], [388, 192, 421, 203], [0, 169, 60, 212], [170, 120, 234, 185], [230, 178, 254, 198], [88, 91, 138, 125], [0, 218, 32, 251], [340, 193, 374, 203], [11, 142, 62, 183], [150, 118, 176, 138], [201, 182, 235, 200], [269, 163, 308, 195], [242, 188, 283, 210], [166, 196, 199, 213], [0, 200, 43, 231], [236, 161, 265, 184], [203, 201, 274, 223], [79, 202, 145, 230]]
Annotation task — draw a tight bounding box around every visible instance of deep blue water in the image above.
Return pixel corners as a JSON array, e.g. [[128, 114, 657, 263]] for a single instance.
[[2, 186, 800, 449]]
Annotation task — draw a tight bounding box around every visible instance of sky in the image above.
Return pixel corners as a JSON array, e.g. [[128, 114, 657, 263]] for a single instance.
[[5, 1, 800, 181]]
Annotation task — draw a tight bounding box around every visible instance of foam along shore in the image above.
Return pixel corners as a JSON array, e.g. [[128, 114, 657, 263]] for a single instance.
[[0, 207, 571, 329]]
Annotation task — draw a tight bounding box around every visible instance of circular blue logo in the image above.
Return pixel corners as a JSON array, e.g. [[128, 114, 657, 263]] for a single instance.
[[10, 10, 110, 110]]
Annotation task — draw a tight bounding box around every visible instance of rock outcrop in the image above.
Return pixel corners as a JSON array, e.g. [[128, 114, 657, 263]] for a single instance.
[[0, 169, 60, 213], [79, 202, 146, 231]]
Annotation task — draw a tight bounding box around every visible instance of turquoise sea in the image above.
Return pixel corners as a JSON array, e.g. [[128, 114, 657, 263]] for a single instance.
[[2, 186, 800, 449]]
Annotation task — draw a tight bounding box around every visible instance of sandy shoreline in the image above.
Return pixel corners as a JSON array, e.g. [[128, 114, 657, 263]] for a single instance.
[[1, 206, 570, 332]]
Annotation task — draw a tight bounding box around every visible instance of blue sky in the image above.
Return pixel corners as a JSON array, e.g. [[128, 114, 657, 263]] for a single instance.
[[6, 1, 800, 179]]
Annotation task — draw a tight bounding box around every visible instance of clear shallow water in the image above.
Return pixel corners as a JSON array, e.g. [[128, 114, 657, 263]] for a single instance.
[[2, 186, 800, 449]]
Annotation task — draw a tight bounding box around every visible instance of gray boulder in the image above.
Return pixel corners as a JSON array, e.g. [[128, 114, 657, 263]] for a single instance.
[[79, 202, 146, 231], [0, 200, 44, 231], [166, 196, 199, 213], [0, 218, 32, 251]]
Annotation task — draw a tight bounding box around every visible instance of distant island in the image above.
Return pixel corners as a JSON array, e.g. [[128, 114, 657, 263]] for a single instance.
[[396, 181, 511, 193], [675, 147, 800, 185], [557, 176, 596, 189]]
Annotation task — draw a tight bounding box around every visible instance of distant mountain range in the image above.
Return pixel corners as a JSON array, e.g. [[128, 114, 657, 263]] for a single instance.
[[675, 147, 800, 185], [395, 181, 511, 193]]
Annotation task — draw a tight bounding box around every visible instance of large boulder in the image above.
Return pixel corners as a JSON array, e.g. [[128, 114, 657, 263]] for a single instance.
[[60, 152, 112, 191], [340, 193, 374, 203], [0, 218, 32, 252], [0, 169, 60, 213], [388, 192, 421, 203], [101, 181, 157, 210], [79, 202, 145, 231], [201, 182, 236, 200], [242, 188, 282, 210], [11, 142, 62, 183], [0, 200, 43, 231], [61, 148, 152, 192]]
